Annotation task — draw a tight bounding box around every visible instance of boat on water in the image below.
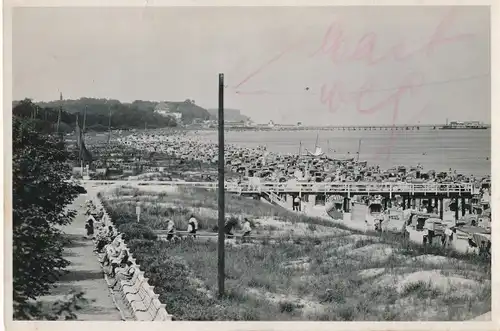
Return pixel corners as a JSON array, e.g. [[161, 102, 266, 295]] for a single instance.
[[440, 120, 488, 130], [306, 146, 325, 157], [303, 133, 325, 157]]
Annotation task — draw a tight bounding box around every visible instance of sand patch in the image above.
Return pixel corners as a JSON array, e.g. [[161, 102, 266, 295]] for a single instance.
[[347, 244, 395, 263], [254, 217, 349, 237], [375, 269, 480, 296], [246, 287, 325, 316], [358, 268, 386, 279], [346, 234, 378, 242], [281, 258, 311, 271], [397, 270, 479, 293], [404, 254, 473, 269], [332, 243, 357, 254]]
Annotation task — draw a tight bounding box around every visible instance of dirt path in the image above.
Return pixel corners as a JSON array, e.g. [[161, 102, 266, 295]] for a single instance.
[[37, 193, 123, 321]]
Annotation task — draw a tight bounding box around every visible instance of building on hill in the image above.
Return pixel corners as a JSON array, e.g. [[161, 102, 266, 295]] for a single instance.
[[154, 102, 183, 124], [154, 100, 210, 124]]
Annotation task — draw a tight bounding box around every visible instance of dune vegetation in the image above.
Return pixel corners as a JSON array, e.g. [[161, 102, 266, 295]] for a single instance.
[[99, 185, 491, 321]]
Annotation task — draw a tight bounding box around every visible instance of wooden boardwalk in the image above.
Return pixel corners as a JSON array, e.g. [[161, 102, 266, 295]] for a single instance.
[[82, 180, 475, 198]]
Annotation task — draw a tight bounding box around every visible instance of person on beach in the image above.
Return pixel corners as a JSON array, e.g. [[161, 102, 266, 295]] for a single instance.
[[187, 214, 198, 239], [294, 196, 301, 211], [445, 227, 455, 247], [292, 196, 297, 211], [166, 219, 176, 241], [241, 218, 252, 243]]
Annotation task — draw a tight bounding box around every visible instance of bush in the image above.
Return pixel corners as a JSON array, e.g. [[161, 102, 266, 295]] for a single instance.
[[118, 223, 158, 241]]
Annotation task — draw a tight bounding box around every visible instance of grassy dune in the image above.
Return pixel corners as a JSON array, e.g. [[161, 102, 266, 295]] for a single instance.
[[100, 185, 491, 321]]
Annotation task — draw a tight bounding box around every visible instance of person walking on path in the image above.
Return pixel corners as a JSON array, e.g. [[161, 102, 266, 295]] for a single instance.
[[166, 219, 176, 241], [85, 214, 96, 239], [187, 214, 198, 239], [241, 218, 252, 243]]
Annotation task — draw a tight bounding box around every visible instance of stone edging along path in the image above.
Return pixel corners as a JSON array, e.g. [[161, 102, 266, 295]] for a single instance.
[[91, 194, 173, 321]]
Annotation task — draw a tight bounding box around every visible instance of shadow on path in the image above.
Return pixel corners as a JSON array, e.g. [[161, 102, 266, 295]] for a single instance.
[[59, 270, 105, 283]]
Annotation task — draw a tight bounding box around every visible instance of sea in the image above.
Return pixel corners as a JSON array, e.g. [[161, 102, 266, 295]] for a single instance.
[[193, 129, 491, 178]]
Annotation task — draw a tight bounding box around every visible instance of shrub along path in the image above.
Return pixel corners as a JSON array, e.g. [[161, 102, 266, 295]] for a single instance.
[[37, 193, 124, 321]]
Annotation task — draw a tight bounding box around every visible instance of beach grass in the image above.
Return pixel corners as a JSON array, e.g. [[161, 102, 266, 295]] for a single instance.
[[100, 185, 491, 321]]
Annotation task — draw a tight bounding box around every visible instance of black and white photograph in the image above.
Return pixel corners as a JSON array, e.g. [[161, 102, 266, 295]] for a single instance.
[[6, 3, 494, 325]]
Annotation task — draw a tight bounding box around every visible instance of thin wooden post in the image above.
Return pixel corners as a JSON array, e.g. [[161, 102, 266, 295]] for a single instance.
[[83, 105, 87, 135], [461, 197, 466, 216], [57, 92, 63, 134], [217, 73, 225, 298]]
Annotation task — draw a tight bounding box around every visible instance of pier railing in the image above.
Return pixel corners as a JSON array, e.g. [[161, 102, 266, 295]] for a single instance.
[[82, 180, 474, 196]]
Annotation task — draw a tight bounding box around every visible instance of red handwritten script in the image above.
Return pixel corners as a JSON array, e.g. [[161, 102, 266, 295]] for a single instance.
[[232, 8, 474, 160], [310, 9, 473, 66], [319, 72, 426, 160]]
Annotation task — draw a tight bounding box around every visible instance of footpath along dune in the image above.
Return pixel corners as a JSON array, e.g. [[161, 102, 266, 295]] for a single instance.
[[36, 193, 126, 320]]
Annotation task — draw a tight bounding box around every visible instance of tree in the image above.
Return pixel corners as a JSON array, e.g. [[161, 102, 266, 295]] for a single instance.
[[12, 117, 83, 319]]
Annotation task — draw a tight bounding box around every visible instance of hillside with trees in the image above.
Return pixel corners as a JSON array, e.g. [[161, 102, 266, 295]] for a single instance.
[[13, 98, 177, 132], [33, 97, 212, 125]]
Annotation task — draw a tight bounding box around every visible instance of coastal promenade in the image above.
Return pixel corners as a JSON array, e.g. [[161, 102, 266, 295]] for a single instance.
[[38, 193, 124, 321]]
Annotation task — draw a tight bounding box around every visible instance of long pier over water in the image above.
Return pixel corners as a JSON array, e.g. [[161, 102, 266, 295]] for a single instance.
[[221, 124, 491, 131]]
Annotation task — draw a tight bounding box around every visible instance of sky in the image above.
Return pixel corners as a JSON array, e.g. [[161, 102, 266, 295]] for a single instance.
[[12, 6, 490, 126]]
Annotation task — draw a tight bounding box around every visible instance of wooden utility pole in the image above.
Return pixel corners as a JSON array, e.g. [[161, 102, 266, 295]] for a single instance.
[[217, 73, 225, 298]]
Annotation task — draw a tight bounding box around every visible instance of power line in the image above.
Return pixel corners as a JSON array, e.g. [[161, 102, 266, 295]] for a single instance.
[[231, 73, 489, 96]]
